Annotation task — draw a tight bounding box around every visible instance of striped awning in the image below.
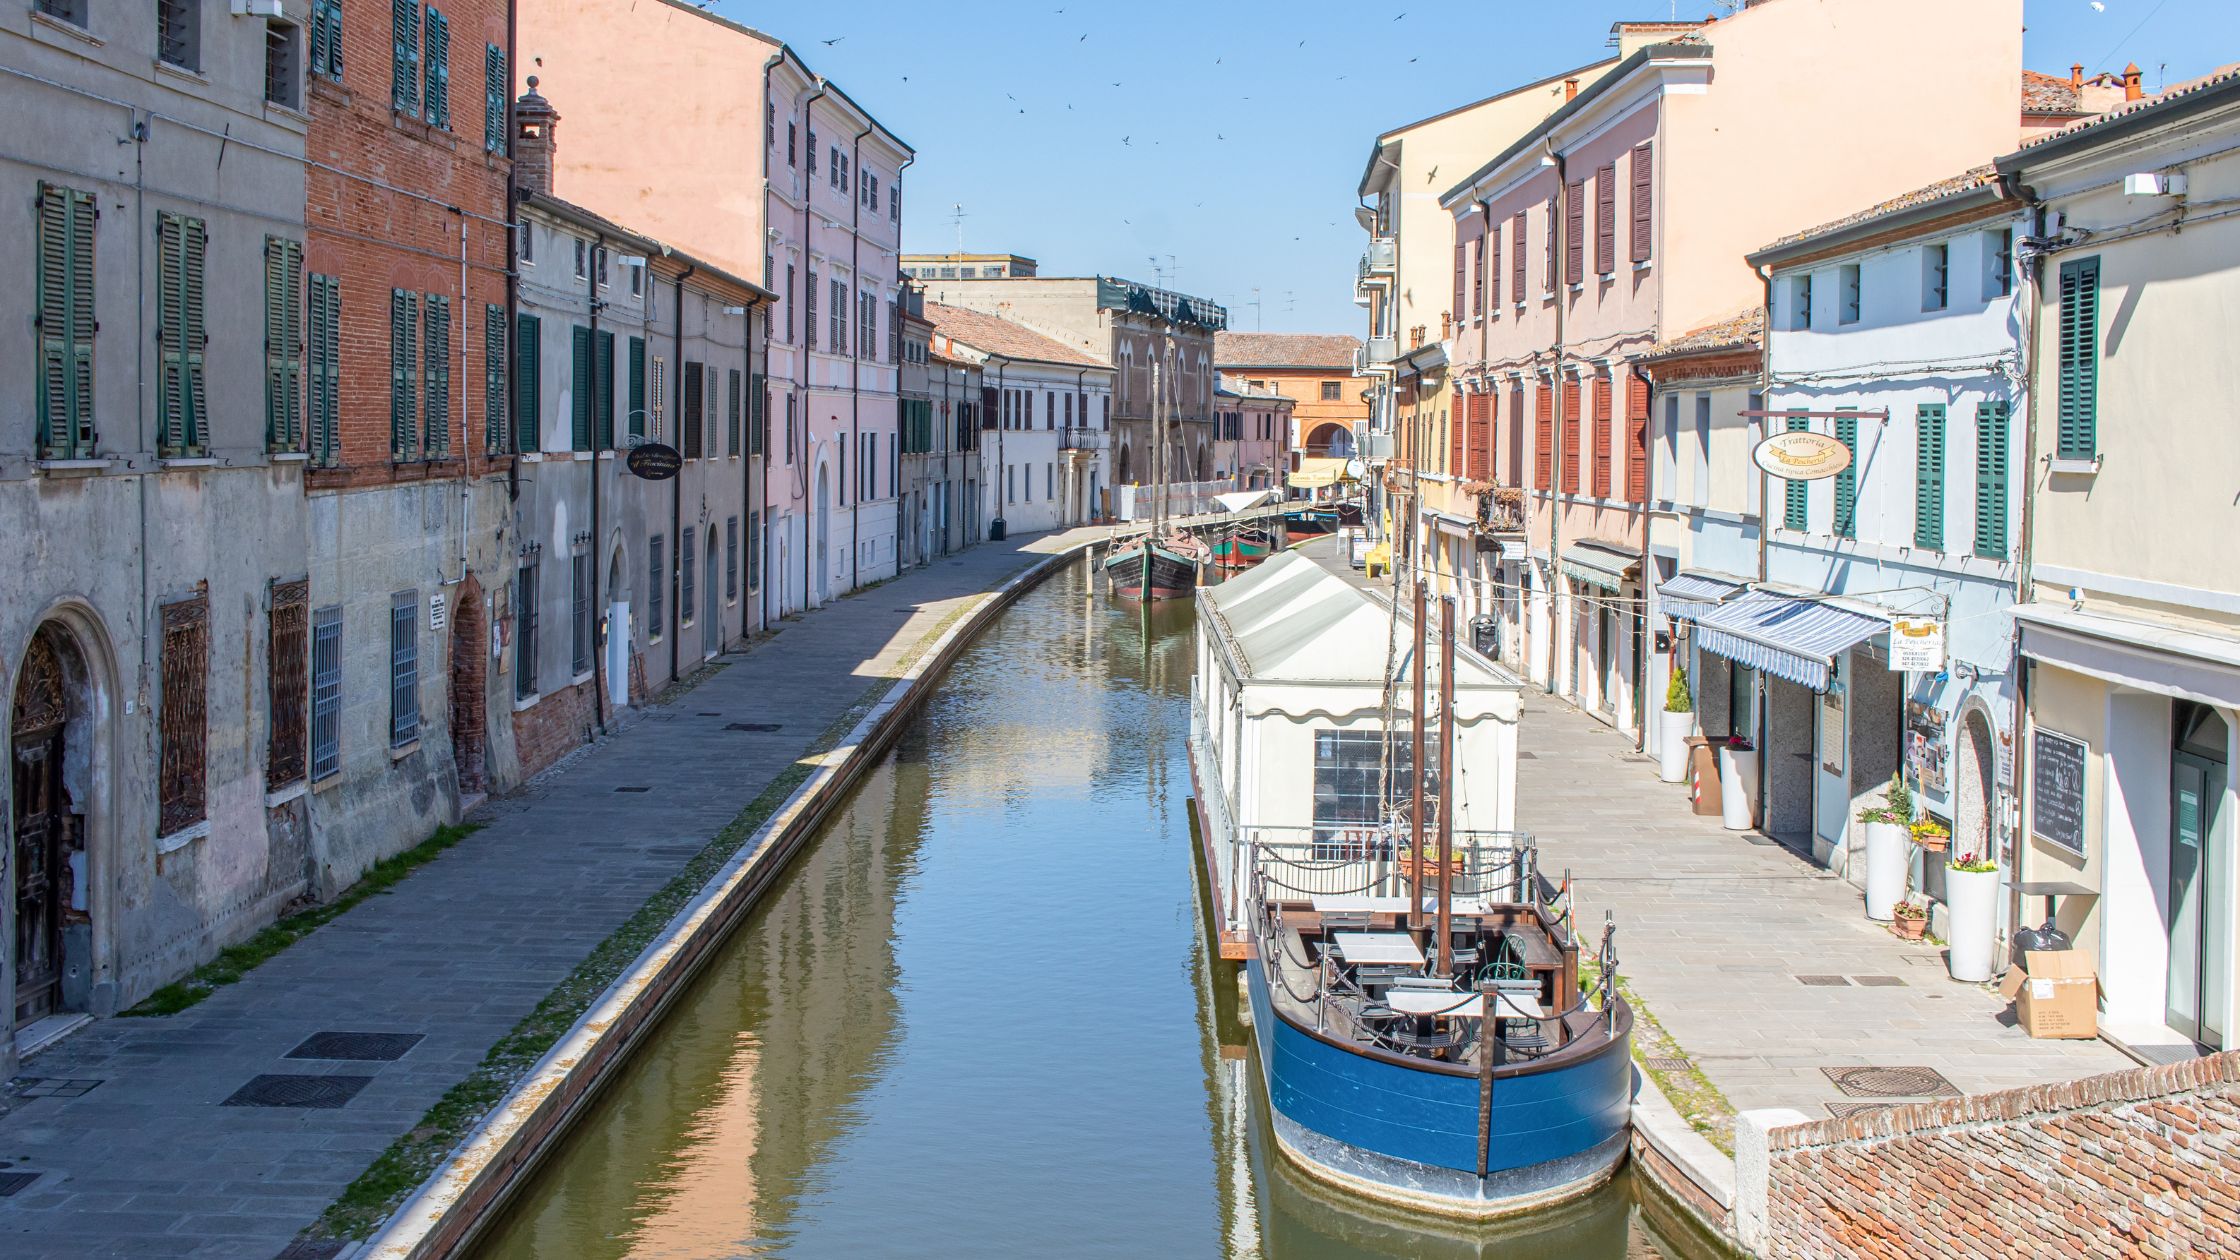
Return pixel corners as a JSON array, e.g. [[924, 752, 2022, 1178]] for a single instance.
[[1559, 542, 1638, 592], [1659, 571, 1747, 621], [1693, 590, 1887, 693]]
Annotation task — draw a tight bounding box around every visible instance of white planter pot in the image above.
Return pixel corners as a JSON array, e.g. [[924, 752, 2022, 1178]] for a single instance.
[[1657, 711, 1693, 783], [1945, 865, 2000, 982], [1862, 821, 1908, 921], [1718, 746, 1759, 831]]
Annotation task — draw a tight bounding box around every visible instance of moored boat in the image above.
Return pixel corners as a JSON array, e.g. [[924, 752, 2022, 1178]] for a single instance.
[[1106, 533, 1205, 601], [1283, 508, 1338, 545], [1211, 527, 1275, 568]]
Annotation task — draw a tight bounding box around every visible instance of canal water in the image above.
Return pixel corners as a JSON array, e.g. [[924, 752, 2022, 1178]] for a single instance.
[[471, 560, 1697, 1259]]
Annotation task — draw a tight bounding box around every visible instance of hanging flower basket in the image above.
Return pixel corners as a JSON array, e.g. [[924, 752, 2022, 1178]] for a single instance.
[[1911, 818, 1950, 854]]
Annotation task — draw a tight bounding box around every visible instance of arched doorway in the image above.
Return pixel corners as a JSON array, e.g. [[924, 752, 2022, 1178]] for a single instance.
[[704, 528, 720, 656], [1117, 444, 1132, 485], [814, 461, 831, 606], [1956, 708, 1996, 867], [11, 625, 92, 1030], [605, 541, 631, 710], [449, 575, 487, 796]]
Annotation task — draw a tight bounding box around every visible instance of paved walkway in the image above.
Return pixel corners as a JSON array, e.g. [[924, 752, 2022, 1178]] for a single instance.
[[0, 526, 1113, 1260], [1513, 690, 2133, 1121]]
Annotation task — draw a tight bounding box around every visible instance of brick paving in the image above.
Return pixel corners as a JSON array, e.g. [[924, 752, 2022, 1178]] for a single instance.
[[0, 528, 1109, 1260]]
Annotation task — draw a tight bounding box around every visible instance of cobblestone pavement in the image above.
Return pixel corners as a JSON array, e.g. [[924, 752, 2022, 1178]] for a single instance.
[[1512, 690, 2134, 1121], [0, 528, 1111, 1260]]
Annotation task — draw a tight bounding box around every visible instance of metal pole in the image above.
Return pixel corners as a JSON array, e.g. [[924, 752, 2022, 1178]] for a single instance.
[[1409, 579, 1429, 931], [1439, 592, 1457, 980]]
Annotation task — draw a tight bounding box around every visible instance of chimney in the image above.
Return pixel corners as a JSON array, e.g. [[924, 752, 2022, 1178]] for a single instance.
[[513, 76, 560, 198], [2123, 63, 2144, 101], [2071, 62, 2084, 89], [1564, 76, 1580, 102]]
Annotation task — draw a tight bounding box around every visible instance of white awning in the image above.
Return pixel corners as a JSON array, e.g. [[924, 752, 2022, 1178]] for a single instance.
[[1694, 590, 1887, 693], [2012, 602, 2240, 709]]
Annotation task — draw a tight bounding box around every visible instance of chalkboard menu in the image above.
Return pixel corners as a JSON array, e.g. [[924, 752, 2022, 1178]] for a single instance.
[[2031, 729, 2088, 856]]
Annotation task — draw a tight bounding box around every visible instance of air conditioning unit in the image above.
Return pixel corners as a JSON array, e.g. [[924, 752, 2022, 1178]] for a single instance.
[[232, 0, 285, 17]]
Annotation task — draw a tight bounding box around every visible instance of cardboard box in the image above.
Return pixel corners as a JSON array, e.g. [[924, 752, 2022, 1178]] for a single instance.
[[1999, 948, 2102, 1039]]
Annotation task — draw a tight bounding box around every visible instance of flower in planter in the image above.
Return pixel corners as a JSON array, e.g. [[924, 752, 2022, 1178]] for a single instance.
[[1911, 817, 1950, 847]]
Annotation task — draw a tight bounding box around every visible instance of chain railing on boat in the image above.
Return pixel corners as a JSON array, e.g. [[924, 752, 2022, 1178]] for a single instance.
[[1243, 825, 1537, 904]]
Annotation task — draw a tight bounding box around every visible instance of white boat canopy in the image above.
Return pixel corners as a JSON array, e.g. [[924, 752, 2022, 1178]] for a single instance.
[[1213, 489, 1279, 514]]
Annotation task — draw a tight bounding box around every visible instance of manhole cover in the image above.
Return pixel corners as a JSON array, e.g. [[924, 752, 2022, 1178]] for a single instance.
[[286, 1032, 424, 1062], [1822, 1065, 1960, 1098], [11, 1078, 101, 1099], [222, 1074, 372, 1109], [0, 1171, 38, 1197], [1644, 1057, 1691, 1073], [1853, 975, 1906, 987], [614, 785, 652, 793], [1826, 1101, 1890, 1118], [272, 1241, 346, 1260], [725, 722, 782, 732], [1796, 975, 1852, 986]]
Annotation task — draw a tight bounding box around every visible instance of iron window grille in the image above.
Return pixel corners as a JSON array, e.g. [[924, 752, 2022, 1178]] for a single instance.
[[158, 0, 200, 71], [680, 530, 696, 627], [571, 553, 592, 677], [389, 594, 420, 747], [310, 606, 342, 780], [267, 579, 310, 788], [158, 593, 211, 837], [515, 564, 538, 699]]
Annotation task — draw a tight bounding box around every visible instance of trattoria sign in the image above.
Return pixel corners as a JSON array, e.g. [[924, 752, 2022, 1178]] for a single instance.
[[1888, 617, 1946, 673], [1752, 431, 1853, 482], [625, 442, 683, 481]]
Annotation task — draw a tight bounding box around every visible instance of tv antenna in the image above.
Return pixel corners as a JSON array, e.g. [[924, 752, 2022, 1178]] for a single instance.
[[949, 203, 967, 253]]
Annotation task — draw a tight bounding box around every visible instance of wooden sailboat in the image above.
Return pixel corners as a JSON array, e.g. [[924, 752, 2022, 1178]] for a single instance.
[[1210, 525, 1276, 568], [1104, 338, 1201, 601]]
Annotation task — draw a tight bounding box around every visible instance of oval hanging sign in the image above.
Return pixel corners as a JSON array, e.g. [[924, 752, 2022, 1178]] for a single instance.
[[1752, 431, 1852, 482], [625, 443, 683, 481]]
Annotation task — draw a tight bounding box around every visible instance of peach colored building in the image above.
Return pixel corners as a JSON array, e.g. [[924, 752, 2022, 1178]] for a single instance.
[[1437, 0, 2023, 740], [1213, 332, 1367, 468]]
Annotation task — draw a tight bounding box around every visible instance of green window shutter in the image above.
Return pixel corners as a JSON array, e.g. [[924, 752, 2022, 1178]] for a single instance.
[[2056, 256, 2099, 459], [628, 336, 647, 439], [35, 183, 96, 459], [749, 372, 765, 454], [483, 44, 506, 152], [423, 293, 450, 457], [308, 274, 340, 465], [484, 303, 506, 454], [595, 330, 615, 448], [570, 324, 592, 450], [1833, 415, 1858, 539], [392, 0, 420, 115], [157, 213, 208, 456], [182, 216, 206, 454], [1974, 401, 2011, 559], [311, 0, 344, 79], [514, 312, 540, 452], [423, 8, 450, 128], [727, 368, 741, 455], [265, 237, 304, 451], [1914, 404, 1945, 551], [1783, 414, 1810, 532], [390, 288, 418, 460]]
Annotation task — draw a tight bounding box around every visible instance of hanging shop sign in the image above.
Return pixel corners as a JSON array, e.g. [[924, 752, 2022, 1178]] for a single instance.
[[1751, 431, 1853, 482], [626, 443, 683, 481], [1888, 617, 1946, 672]]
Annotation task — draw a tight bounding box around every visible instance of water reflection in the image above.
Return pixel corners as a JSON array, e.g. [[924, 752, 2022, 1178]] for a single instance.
[[470, 562, 1691, 1260]]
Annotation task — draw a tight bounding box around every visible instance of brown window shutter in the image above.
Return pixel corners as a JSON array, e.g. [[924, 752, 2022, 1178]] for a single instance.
[[1508, 383, 1525, 487], [1450, 397, 1466, 473], [1534, 383, 1554, 490], [1546, 197, 1559, 292], [1591, 372, 1613, 498], [1472, 392, 1493, 481], [1454, 238, 1467, 326], [1630, 142, 1654, 262], [1595, 163, 1616, 277], [1472, 232, 1487, 315], [1512, 212, 1528, 300], [1487, 223, 1501, 308], [1626, 373, 1652, 501], [1562, 377, 1581, 493], [1564, 182, 1585, 286]]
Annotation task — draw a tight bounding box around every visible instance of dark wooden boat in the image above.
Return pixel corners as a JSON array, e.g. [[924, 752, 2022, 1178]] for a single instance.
[[1105, 536, 1202, 600], [1284, 508, 1339, 545], [1212, 527, 1275, 568]]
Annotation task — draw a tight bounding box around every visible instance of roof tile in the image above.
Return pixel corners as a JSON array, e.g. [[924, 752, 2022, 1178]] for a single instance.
[[1212, 332, 1362, 370], [921, 302, 1108, 368]]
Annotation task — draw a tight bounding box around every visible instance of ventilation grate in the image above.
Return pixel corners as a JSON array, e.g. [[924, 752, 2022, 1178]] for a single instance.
[[285, 1032, 424, 1062], [1643, 1057, 1691, 1073], [1796, 975, 1852, 986], [11, 1078, 102, 1099], [0, 1172, 39, 1198], [1852, 975, 1906, 988], [1822, 1065, 1960, 1098], [222, 1074, 372, 1109], [726, 722, 782, 732]]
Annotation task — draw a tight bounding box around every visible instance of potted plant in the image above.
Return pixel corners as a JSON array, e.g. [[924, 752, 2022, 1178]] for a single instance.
[[1658, 664, 1695, 784], [1857, 774, 1912, 922], [1945, 848, 2000, 983], [1892, 895, 1931, 941], [1911, 815, 1950, 854]]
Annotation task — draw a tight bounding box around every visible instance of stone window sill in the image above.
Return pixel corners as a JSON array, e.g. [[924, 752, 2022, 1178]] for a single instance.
[[38, 458, 114, 475], [152, 59, 208, 88], [161, 456, 218, 469], [271, 451, 311, 463], [388, 738, 421, 762], [156, 819, 209, 855], [265, 781, 308, 808], [1634, 259, 1654, 272], [513, 693, 542, 712], [571, 671, 595, 687], [310, 770, 343, 794], [29, 8, 101, 49], [519, 452, 545, 463], [2047, 454, 2101, 477]]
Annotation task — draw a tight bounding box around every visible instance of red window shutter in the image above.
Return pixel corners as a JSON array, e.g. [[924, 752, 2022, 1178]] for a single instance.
[[1508, 383, 1525, 487], [1487, 223, 1502, 308], [1626, 373, 1651, 501], [1591, 372, 1613, 498], [1472, 233, 1487, 316], [1512, 212, 1528, 300], [1545, 198, 1559, 292], [1564, 182, 1585, 287], [1562, 377, 1581, 493], [1450, 395, 1466, 472], [1630, 142, 1654, 263], [1467, 392, 1492, 481], [1595, 163, 1617, 277], [1534, 384, 1554, 491]]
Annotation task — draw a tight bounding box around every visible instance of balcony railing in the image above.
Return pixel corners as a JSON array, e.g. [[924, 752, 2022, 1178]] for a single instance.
[[1060, 426, 1109, 451], [1362, 336, 1397, 368], [1365, 236, 1395, 272]]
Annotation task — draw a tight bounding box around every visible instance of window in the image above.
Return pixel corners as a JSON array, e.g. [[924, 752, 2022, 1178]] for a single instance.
[[157, 213, 209, 457], [158, 0, 200, 72], [1563, 180, 1585, 287], [1983, 227, 2015, 300], [514, 312, 541, 452], [1511, 210, 1528, 303], [390, 289, 419, 459], [805, 269, 818, 350], [1533, 382, 1553, 491], [680, 529, 696, 627], [829, 145, 841, 188], [1790, 274, 1813, 331], [483, 44, 508, 153], [1310, 728, 1422, 856], [627, 336, 646, 439], [648, 535, 664, 639], [829, 278, 847, 353], [596, 331, 615, 447], [571, 553, 592, 677], [727, 368, 742, 455], [267, 579, 309, 789], [786, 394, 797, 462], [806, 128, 817, 175], [515, 563, 538, 699], [158, 594, 209, 836], [859, 290, 875, 360], [265, 21, 302, 110], [1594, 161, 1616, 277], [1624, 373, 1650, 503], [34, 182, 96, 460], [310, 0, 343, 80], [891, 181, 900, 222], [1561, 377, 1581, 495], [573, 238, 587, 281], [1689, 394, 1710, 509], [1833, 414, 1858, 538], [1321, 380, 1341, 402], [1922, 243, 1949, 312], [785, 263, 797, 343], [1974, 401, 2010, 559], [787, 120, 797, 167], [391, 0, 420, 115], [35, 1, 87, 24], [1915, 403, 1946, 551], [597, 247, 608, 289], [650, 356, 666, 439], [681, 358, 703, 459], [726, 516, 738, 601], [422, 293, 450, 457], [1590, 372, 1612, 497], [2056, 256, 2099, 459], [309, 275, 342, 464], [390, 593, 420, 746], [484, 303, 507, 454], [311, 605, 342, 780], [627, 260, 641, 297], [1630, 141, 1654, 263], [421, 6, 451, 128], [569, 326, 592, 451], [520, 223, 535, 266], [1783, 415, 1810, 531], [1838, 265, 1861, 325], [265, 237, 305, 451]]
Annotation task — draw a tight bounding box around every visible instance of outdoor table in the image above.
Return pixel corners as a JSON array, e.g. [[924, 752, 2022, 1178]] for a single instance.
[[1383, 990, 1543, 1021], [1330, 931, 1425, 968]]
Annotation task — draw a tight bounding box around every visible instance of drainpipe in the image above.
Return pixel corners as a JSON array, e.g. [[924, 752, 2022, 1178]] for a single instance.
[[758, 51, 779, 634], [588, 233, 607, 732], [505, 0, 519, 513], [2002, 171, 2045, 943], [1633, 359, 1655, 755], [1750, 258, 1777, 826], [990, 356, 1008, 532], [671, 261, 696, 683], [847, 115, 872, 592], [799, 81, 828, 611], [1073, 365, 1090, 524], [743, 300, 757, 640], [1545, 142, 1569, 697]]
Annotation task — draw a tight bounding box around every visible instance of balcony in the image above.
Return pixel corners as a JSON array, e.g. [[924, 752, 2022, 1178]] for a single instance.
[[1359, 336, 1397, 372], [1364, 236, 1395, 274], [1060, 426, 1109, 452], [1474, 486, 1526, 539]]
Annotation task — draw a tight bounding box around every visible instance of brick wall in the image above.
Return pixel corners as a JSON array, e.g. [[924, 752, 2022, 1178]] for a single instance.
[[511, 678, 597, 782], [1758, 1051, 2240, 1258]]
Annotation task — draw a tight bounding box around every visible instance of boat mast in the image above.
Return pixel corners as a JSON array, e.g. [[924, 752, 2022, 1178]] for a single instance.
[[1438, 592, 1457, 979], [1408, 579, 1428, 933], [1147, 344, 1163, 595]]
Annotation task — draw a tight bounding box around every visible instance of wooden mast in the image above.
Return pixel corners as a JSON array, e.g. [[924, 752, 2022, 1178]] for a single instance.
[[1146, 346, 1162, 596], [1408, 579, 1428, 932], [1438, 592, 1457, 979]]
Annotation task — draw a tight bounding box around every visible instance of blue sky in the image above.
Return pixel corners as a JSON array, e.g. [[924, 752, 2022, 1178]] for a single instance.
[[711, 0, 2238, 334]]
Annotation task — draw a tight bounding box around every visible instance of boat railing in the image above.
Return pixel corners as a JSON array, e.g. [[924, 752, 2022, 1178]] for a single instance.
[[1243, 825, 1538, 905]]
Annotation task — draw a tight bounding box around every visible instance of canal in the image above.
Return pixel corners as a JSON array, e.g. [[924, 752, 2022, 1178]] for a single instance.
[[471, 559, 1699, 1259]]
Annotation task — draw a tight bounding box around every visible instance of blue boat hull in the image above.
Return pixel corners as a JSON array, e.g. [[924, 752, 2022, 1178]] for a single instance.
[[1245, 958, 1632, 1216]]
